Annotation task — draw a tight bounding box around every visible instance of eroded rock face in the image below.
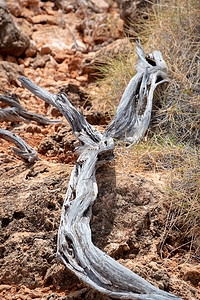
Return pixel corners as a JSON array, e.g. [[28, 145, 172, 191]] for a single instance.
[[0, 1, 30, 57], [0, 158, 199, 299], [0, 159, 76, 289]]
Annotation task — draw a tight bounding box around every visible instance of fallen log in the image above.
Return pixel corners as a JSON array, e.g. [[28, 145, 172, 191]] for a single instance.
[[17, 44, 182, 299]]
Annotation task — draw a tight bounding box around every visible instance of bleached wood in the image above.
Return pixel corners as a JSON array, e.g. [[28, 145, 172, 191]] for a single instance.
[[18, 45, 182, 299], [105, 44, 169, 144], [0, 107, 29, 123], [0, 127, 39, 162], [0, 93, 62, 125]]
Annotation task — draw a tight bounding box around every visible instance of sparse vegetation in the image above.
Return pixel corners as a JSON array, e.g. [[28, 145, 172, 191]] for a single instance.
[[95, 0, 200, 260], [92, 48, 136, 116]]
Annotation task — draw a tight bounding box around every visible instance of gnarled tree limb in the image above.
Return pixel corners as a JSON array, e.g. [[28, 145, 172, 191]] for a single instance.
[[0, 92, 63, 162], [0, 93, 62, 125], [0, 107, 30, 123], [105, 43, 169, 144], [18, 44, 182, 299], [0, 127, 39, 163]]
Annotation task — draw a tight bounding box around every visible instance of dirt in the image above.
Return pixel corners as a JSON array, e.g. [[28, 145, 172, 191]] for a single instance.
[[0, 1, 200, 300]]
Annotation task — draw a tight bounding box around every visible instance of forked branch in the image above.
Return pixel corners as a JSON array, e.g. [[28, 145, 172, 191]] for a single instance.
[[17, 45, 181, 299], [105, 43, 169, 144]]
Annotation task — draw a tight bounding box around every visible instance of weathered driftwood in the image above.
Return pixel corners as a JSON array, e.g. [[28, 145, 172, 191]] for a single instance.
[[0, 92, 62, 162], [0, 127, 39, 162], [18, 45, 181, 300], [0, 93, 62, 124], [0, 107, 29, 123], [105, 44, 169, 144]]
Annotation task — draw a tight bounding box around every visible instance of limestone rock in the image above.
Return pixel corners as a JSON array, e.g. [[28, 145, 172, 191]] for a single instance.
[[14, 17, 33, 38], [25, 40, 37, 57], [0, 61, 24, 88], [0, 1, 30, 57], [57, 61, 69, 74], [29, 15, 60, 26], [180, 263, 200, 287], [32, 55, 50, 69], [39, 45, 52, 55], [6, 0, 22, 17], [31, 21, 78, 57], [45, 56, 58, 69], [6, 0, 41, 17]]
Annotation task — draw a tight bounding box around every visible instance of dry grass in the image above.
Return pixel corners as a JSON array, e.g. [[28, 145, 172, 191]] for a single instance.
[[114, 136, 190, 173], [160, 146, 200, 260], [92, 49, 137, 117], [146, 0, 200, 259], [145, 0, 200, 146], [114, 137, 200, 260], [94, 0, 200, 259]]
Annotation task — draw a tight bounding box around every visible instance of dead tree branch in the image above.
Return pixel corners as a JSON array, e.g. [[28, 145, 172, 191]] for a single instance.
[[17, 44, 181, 299], [105, 43, 169, 144], [0, 127, 39, 162], [0, 107, 30, 123], [0, 93, 62, 125], [0, 92, 62, 162]]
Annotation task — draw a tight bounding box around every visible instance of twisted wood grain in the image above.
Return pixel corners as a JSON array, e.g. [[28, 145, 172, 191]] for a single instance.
[[18, 45, 181, 299]]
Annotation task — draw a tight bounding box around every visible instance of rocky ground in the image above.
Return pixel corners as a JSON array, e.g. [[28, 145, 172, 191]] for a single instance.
[[0, 0, 200, 299]]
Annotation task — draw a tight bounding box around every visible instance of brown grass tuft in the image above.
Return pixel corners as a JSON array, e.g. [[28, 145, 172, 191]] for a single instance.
[[94, 0, 200, 260]]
